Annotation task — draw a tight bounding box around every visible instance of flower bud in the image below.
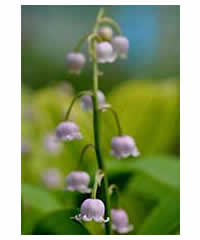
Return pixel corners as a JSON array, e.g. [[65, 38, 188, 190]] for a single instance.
[[111, 36, 129, 58], [98, 26, 113, 41], [66, 52, 86, 74], [74, 198, 109, 223], [111, 135, 140, 159], [81, 90, 106, 111], [65, 171, 91, 193], [41, 168, 61, 189], [43, 134, 60, 154], [111, 208, 133, 233], [96, 42, 117, 63], [56, 121, 82, 141]]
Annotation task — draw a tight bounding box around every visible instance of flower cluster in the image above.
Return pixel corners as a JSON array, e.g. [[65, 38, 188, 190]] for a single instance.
[[53, 9, 138, 235], [65, 24, 129, 74]]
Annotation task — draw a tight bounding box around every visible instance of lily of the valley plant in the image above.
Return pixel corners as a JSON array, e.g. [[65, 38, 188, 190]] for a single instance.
[[56, 8, 139, 235]]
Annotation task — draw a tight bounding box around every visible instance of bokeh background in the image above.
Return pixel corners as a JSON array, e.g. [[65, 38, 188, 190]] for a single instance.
[[21, 5, 180, 235]]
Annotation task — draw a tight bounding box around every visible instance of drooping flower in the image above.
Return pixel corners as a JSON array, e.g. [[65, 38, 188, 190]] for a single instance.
[[111, 208, 133, 233], [98, 26, 113, 41], [43, 134, 60, 154], [74, 198, 109, 223], [111, 36, 129, 58], [80, 90, 106, 111], [96, 42, 117, 63], [41, 168, 62, 189], [111, 135, 140, 159], [56, 121, 82, 141], [66, 52, 86, 74], [65, 171, 91, 193]]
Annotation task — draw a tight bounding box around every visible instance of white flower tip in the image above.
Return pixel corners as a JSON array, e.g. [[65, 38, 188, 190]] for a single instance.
[[79, 187, 91, 194], [72, 214, 82, 222], [132, 147, 140, 157], [118, 224, 134, 233], [82, 215, 92, 222]]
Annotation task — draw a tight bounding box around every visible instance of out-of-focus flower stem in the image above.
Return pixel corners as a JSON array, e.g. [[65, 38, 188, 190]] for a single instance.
[[92, 8, 112, 235]]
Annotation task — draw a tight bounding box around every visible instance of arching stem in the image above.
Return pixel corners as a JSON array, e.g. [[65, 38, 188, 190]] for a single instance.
[[99, 17, 121, 35], [77, 144, 95, 169], [64, 91, 92, 120], [101, 105, 123, 136], [74, 32, 91, 52]]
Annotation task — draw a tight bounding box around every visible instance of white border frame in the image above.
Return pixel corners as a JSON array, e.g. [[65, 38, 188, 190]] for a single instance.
[[4, 1, 196, 240]]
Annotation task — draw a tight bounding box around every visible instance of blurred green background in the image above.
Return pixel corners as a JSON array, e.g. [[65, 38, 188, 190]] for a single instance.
[[21, 5, 180, 235]]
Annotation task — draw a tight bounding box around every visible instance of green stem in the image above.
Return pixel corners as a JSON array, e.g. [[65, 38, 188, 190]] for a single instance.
[[88, 33, 102, 60], [74, 32, 91, 52], [64, 91, 92, 120], [92, 8, 112, 235], [91, 175, 99, 199], [101, 105, 123, 136], [77, 144, 95, 169], [99, 17, 121, 35], [75, 32, 102, 53]]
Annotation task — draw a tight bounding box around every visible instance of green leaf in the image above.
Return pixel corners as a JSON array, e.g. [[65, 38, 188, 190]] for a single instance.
[[138, 193, 180, 235], [21, 184, 62, 213], [127, 174, 173, 201], [32, 209, 90, 235], [108, 156, 180, 235], [108, 155, 180, 191]]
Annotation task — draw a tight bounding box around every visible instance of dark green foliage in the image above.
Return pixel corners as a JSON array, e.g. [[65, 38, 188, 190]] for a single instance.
[[32, 209, 90, 235]]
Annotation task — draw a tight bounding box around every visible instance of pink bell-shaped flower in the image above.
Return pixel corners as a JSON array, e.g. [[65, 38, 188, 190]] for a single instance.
[[66, 52, 86, 74], [74, 198, 109, 223], [111, 208, 133, 233], [65, 171, 91, 193], [111, 135, 140, 159], [56, 121, 82, 141]]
